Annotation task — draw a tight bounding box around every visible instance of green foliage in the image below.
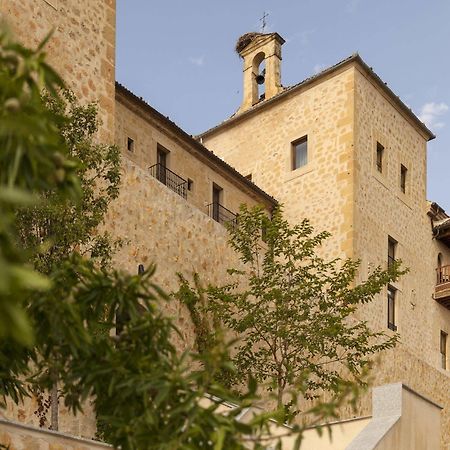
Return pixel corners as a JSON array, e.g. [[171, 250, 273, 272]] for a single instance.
[[0, 28, 80, 345], [179, 205, 405, 413], [17, 90, 121, 273], [1, 256, 292, 449]]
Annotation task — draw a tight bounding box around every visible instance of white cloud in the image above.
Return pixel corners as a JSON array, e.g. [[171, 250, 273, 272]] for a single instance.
[[418, 102, 449, 129], [188, 56, 205, 67]]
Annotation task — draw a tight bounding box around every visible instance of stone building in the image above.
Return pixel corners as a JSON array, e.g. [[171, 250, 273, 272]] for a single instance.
[[0, 1, 449, 449]]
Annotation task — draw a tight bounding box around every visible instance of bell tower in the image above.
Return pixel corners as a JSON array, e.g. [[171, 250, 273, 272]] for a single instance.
[[236, 32, 285, 114]]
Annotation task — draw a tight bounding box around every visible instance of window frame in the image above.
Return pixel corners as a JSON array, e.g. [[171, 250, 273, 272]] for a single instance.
[[441, 331, 448, 370], [388, 236, 397, 269], [387, 285, 397, 331], [127, 137, 135, 152], [400, 164, 407, 194], [291, 136, 308, 171], [376, 142, 384, 173]]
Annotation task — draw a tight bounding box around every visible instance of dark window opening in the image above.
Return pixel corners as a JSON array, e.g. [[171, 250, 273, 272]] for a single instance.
[[292, 136, 308, 170], [376, 142, 384, 173], [387, 286, 397, 331], [156, 145, 169, 184], [212, 184, 223, 222], [400, 164, 407, 193], [441, 331, 448, 370], [187, 178, 194, 191], [127, 137, 134, 152], [388, 236, 397, 269]]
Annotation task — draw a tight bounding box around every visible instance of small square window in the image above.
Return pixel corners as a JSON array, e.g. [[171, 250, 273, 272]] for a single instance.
[[387, 286, 397, 331], [127, 137, 134, 152], [376, 142, 384, 173], [292, 136, 308, 170], [400, 164, 407, 193]]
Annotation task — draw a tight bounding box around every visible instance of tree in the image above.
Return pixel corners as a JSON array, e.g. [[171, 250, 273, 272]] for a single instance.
[[178, 205, 404, 414], [17, 89, 121, 273], [0, 28, 80, 346]]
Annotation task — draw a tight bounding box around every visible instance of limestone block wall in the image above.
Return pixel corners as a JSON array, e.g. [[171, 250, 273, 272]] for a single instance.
[[202, 66, 356, 261], [115, 92, 272, 220], [103, 157, 259, 345], [353, 65, 449, 368], [353, 67, 450, 448], [0, 0, 116, 142], [0, 418, 109, 450]]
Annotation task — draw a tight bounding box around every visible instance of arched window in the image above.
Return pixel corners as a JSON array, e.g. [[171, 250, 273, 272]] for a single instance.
[[252, 51, 266, 103]]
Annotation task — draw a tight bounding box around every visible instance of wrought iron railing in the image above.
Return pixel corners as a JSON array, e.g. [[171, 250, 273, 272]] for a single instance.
[[149, 163, 187, 199], [207, 202, 238, 229], [437, 265, 450, 285]]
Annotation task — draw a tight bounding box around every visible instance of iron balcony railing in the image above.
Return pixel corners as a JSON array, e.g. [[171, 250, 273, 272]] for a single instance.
[[207, 202, 238, 229], [149, 163, 187, 199], [437, 265, 450, 285]]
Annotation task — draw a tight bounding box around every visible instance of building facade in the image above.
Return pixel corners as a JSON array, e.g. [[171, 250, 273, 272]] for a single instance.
[[1, 1, 449, 448], [200, 33, 450, 448]]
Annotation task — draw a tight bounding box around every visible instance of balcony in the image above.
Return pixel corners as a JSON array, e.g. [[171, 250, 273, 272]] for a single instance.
[[435, 265, 450, 309], [149, 163, 187, 199], [207, 202, 238, 229]]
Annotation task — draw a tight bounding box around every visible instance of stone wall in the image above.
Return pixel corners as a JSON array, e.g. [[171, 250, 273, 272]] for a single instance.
[[115, 90, 274, 218], [202, 66, 356, 261], [0, 0, 116, 142], [103, 157, 259, 347], [201, 60, 450, 448], [353, 66, 450, 448], [0, 418, 109, 450]]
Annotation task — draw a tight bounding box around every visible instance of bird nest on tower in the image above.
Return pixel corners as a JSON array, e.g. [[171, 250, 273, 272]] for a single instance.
[[235, 32, 264, 55]]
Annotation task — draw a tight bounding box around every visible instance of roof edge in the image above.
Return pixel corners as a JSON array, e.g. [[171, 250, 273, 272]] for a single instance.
[[198, 54, 435, 142], [115, 82, 278, 208]]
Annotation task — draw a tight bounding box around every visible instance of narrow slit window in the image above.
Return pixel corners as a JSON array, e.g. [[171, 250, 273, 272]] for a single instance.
[[441, 331, 448, 370], [376, 142, 384, 173], [388, 236, 397, 269], [292, 136, 308, 170], [127, 137, 134, 152], [187, 179, 194, 191], [387, 286, 397, 331], [400, 164, 407, 193]]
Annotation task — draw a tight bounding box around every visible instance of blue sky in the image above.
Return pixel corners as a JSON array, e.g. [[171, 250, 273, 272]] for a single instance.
[[117, 0, 450, 210]]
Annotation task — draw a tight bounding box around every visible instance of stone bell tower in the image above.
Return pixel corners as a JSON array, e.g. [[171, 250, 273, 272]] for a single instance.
[[236, 32, 285, 114]]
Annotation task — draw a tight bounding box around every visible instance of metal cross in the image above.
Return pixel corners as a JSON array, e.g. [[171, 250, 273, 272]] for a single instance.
[[260, 11, 269, 32]]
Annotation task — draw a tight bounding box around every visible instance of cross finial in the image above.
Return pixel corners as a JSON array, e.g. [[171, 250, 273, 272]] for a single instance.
[[260, 11, 269, 32]]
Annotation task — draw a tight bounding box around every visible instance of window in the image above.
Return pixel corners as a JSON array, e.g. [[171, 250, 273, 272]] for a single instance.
[[292, 136, 308, 170], [187, 178, 194, 191], [127, 137, 134, 152], [388, 237, 397, 269], [441, 331, 448, 370], [212, 184, 223, 222], [376, 142, 384, 173], [156, 145, 169, 184], [387, 286, 397, 331], [400, 164, 407, 193]]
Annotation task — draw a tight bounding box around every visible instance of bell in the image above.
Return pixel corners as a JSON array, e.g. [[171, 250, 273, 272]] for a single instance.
[[255, 68, 266, 85], [256, 74, 265, 85]]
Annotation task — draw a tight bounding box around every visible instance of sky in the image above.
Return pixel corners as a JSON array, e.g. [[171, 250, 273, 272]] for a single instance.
[[116, 0, 450, 211]]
